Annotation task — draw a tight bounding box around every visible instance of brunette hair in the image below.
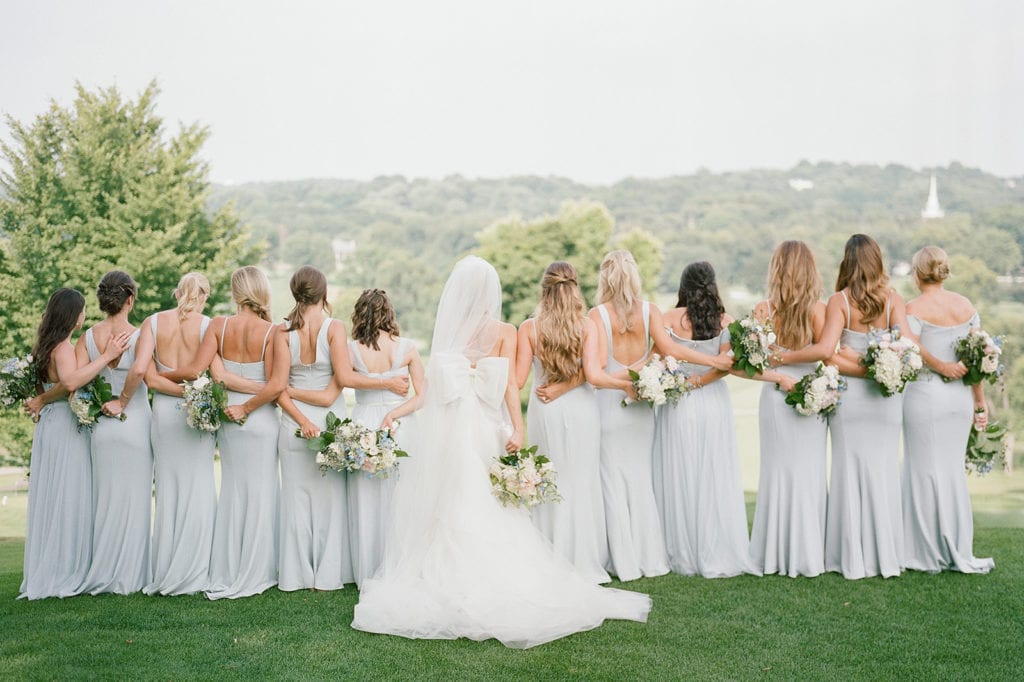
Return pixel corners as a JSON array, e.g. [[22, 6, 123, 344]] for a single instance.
[[835, 234, 889, 325], [533, 262, 586, 384], [231, 266, 272, 322], [676, 262, 725, 341], [97, 270, 138, 316], [912, 245, 951, 285], [33, 288, 86, 381], [767, 241, 823, 349], [596, 250, 642, 333], [351, 289, 400, 350], [174, 272, 210, 322], [284, 265, 330, 331]]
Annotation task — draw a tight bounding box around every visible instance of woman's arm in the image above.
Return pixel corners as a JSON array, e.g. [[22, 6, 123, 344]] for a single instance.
[[223, 328, 288, 422], [582, 318, 634, 394], [145, 362, 184, 397], [327, 321, 409, 395], [776, 294, 844, 366], [515, 319, 535, 390], [160, 317, 221, 382], [381, 347, 427, 430], [24, 383, 67, 419], [649, 305, 733, 370], [57, 331, 131, 392], [287, 381, 344, 408], [210, 354, 267, 394], [105, 326, 155, 418], [500, 324, 524, 453], [279, 391, 320, 438], [686, 340, 733, 389]]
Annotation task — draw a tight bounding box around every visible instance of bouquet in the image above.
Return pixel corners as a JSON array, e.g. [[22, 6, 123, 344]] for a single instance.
[[728, 315, 776, 378], [954, 328, 1004, 386], [861, 326, 922, 397], [0, 354, 38, 409], [489, 445, 561, 508], [784, 361, 847, 418], [624, 353, 691, 407], [300, 411, 408, 478], [180, 372, 232, 432], [69, 374, 125, 431], [965, 421, 1007, 476]]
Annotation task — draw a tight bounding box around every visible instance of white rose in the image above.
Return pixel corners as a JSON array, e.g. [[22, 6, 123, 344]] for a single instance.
[[192, 375, 210, 390], [981, 356, 998, 374]]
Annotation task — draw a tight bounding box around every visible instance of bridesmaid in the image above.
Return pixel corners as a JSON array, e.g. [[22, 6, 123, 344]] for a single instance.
[[345, 288, 423, 587], [164, 265, 286, 599], [902, 246, 994, 573], [76, 271, 155, 595], [19, 289, 130, 599], [653, 262, 759, 578], [143, 273, 218, 596], [778, 234, 908, 579], [515, 261, 634, 584], [747, 242, 828, 578]]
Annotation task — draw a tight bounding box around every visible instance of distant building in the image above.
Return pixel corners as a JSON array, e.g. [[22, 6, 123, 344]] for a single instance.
[[921, 175, 945, 219], [788, 178, 814, 191]]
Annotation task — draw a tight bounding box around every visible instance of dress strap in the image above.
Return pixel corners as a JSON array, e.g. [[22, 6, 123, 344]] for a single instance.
[[220, 317, 229, 355], [390, 337, 409, 372], [596, 305, 614, 364], [199, 315, 211, 342], [885, 291, 892, 329], [289, 329, 301, 366], [150, 315, 160, 366], [260, 323, 273, 362], [85, 328, 99, 362], [348, 340, 368, 374], [641, 301, 652, 362]]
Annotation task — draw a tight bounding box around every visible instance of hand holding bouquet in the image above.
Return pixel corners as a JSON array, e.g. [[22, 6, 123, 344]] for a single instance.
[[624, 353, 691, 407], [489, 445, 561, 508], [728, 315, 776, 378], [861, 326, 922, 397], [0, 354, 38, 409], [70, 374, 125, 431], [300, 411, 408, 478], [180, 372, 232, 432], [784, 361, 847, 418], [954, 328, 1004, 386]]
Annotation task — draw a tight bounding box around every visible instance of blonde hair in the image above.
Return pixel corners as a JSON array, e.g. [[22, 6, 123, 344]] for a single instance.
[[285, 265, 331, 331], [174, 272, 210, 322], [596, 250, 642, 333], [534, 262, 586, 384], [912, 245, 951, 285], [768, 241, 822, 349], [835, 234, 889, 325], [230, 266, 271, 322]]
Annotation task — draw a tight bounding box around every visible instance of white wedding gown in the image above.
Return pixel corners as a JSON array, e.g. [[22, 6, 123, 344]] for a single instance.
[[352, 256, 650, 649]]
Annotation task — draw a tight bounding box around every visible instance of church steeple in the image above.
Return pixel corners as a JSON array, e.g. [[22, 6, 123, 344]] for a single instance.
[[921, 174, 945, 219]]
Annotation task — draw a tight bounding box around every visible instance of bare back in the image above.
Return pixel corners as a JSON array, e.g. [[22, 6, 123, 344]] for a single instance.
[[153, 309, 206, 370], [906, 288, 976, 327], [591, 300, 650, 369], [662, 306, 730, 343], [86, 318, 137, 369], [219, 314, 275, 363], [839, 287, 895, 333], [353, 333, 404, 374]]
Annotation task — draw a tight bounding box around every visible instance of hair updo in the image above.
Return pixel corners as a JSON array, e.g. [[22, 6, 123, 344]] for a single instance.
[[97, 271, 138, 315], [912, 245, 951, 285], [596, 250, 643, 333], [351, 289, 399, 350], [230, 266, 272, 322], [285, 265, 331, 331], [676, 261, 725, 341], [175, 272, 210, 321]]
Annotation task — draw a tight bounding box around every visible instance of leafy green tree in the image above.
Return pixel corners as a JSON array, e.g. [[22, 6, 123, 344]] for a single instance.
[[282, 231, 336, 272], [945, 255, 999, 303]]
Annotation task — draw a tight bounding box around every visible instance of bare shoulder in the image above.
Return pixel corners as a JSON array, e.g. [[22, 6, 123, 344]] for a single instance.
[[720, 312, 735, 328], [752, 300, 770, 321]]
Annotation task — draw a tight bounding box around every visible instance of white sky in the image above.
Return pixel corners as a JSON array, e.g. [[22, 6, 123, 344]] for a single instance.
[[1, 0, 1021, 183]]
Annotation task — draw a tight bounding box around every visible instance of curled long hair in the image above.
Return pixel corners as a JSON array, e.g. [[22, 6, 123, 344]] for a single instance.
[[835, 234, 889, 325], [231, 266, 272, 322], [97, 270, 138, 316], [768, 241, 823, 349], [533, 262, 586, 384], [351, 289, 400, 351], [676, 261, 725, 341], [285, 265, 331, 331], [33, 288, 86, 381], [175, 272, 210, 322], [596, 250, 642, 333], [912, 245, 951, 285]]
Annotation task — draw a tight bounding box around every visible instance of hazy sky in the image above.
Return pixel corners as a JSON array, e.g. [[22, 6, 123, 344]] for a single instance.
[[2, 0, 1021, 184]]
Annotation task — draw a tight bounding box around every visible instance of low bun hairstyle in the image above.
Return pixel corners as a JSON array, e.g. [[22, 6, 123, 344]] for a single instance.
[[175, 272, 210, 321], [676, 261, 725, 341], [33, 288, 86, 381], [230, 266, 272, 322], [285, 265, 331, 331], [351, 289, 400, 350], [912, 246, 951, 285], [97, 271, 138, 316]]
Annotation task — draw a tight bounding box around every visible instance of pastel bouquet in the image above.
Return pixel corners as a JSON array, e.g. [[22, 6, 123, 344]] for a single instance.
[[861, 326, 922, 397], [489, 445, 561, 508], [180, 372, 232, 432], [784, 361, 847, 418], [69, 374, 124, 431], [728, 315, 776, 378], [954, 328, 1004, 386], [0, 354, 38, 409], [965, 421, 1007, 476], [624, 353, 691, 407], [300, 411, 408, 478]]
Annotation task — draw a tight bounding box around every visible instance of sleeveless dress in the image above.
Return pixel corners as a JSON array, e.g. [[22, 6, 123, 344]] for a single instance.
[[347, 337, 411, 587], [80, 328, 154, 594], [145, 315, 218, 596], [352, 354, 651, 649], [653, 327, 757, 578], [19, 378, 93, 599], [205, 319, 281, 600], [824, 293, 903, 579], [527, 333, 610, 584], [749, 306, 828, 577], [901, 313, 993, 573], [593, 304, 669, 581], [278, 319, 351, 591]]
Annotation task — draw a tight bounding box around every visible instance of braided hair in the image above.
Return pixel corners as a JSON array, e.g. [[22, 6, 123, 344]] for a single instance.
[[676, 261, 725, 341]]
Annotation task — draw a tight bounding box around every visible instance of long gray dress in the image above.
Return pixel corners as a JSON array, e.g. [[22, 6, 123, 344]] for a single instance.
[[824, 293, 903, 579], [347, 337, 410, 587], [80, 328, 154, 594], [144, 315, 217, 596], [205, 319, 280, 600], [901, 313, 993, 573], [594, 303, 669, 581], [528, 352, 610, 584], [653, 328, 757, 578], [278, 320, 351, 591], [18, 379, 93, 599]]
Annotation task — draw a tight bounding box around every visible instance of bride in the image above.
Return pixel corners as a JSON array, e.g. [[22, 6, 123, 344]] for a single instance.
[[352, 256, 651, 648]]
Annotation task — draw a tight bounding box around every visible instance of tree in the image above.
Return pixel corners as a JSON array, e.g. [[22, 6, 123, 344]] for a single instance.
[[282, 231, 336, 272], [0, 81, 262, 464]]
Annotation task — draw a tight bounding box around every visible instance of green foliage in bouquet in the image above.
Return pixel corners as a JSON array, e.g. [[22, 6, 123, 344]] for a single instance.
[[966, 422, 1008, 476]]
